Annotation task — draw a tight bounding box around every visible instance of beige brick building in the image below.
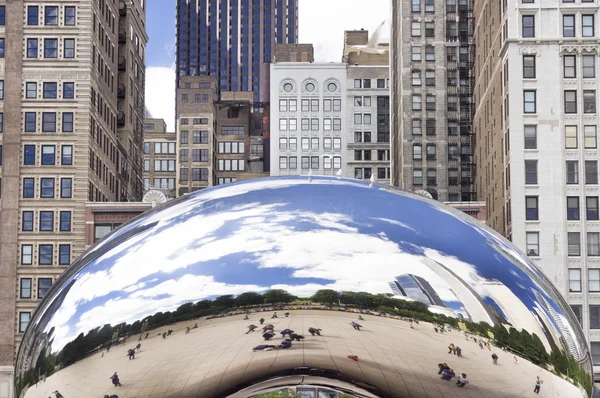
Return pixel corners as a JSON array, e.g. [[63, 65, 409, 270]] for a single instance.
[[0, 1, 147, 392], [143, 118, 176, 198]]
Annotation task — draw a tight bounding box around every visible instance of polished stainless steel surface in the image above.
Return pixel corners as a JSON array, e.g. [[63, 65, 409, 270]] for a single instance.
[[15, 177, 593, 397]]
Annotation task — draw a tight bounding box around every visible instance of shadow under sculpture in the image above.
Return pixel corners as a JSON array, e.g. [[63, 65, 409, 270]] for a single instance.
[[15, 176, 593, 398]]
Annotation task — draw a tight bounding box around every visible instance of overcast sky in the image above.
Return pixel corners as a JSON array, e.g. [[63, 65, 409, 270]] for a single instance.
[[144, 0, 390, 131]]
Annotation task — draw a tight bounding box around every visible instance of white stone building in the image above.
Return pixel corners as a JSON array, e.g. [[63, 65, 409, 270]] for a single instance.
[[270, 63, 347, 177]]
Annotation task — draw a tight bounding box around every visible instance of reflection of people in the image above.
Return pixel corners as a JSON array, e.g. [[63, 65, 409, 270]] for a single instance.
[[308, 327, 322, 336], [280, 328, 294, 337], [135, 343, 141, 352], [271, 312, 278, 318], [358, 315, 364, 321], [350, 322, 362, 331], [441, 368, 455, 380], [54, 391, 64, 398], [263, 331, 275, 340], [127, 348, 135, 360], [456, 373, 469, 387], [290, 333, 304, 341], [185, 327, 190, 334], [246, 324, 258, 334], [456, 347, 462, 358], [533, 376, 543, 393], [259, 318, 265, 325], [491, 353, 498, 365], [110, 372, 122, 386], [437, 363, 450, 375]]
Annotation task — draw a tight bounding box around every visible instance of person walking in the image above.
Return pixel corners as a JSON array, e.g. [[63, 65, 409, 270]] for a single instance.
[[110, 372, 122, 387], [533, 376, 543, 394]]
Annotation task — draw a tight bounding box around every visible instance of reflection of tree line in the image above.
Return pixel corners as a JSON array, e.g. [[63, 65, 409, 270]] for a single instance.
[[21, 289, 592, 397]]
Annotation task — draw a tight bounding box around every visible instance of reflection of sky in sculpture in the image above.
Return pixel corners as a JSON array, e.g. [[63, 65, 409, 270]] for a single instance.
[[38, 177, 576, 354]]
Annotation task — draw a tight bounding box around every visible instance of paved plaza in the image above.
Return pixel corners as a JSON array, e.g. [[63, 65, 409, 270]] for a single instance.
[[27, 311, 581, 397]]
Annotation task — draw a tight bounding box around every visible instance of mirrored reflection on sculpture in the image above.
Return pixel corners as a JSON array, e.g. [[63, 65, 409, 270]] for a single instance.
[[15, 177, 593, 398]]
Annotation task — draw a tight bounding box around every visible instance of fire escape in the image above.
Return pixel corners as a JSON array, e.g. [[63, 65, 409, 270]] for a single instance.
[[458, 0, 477, 202]]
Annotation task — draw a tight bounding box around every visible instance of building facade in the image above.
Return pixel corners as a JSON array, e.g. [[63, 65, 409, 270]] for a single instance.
[[474, 0, 600, 372], [0, 1, 147, 392], [143, 118, 176, 198], [175, 0, 298, 102], [344, 30, 391, 184], [270, 63, 348, 177], [176, 76, 218, 195], [390, 0, 476, 201], [85, 201, 153, 248]]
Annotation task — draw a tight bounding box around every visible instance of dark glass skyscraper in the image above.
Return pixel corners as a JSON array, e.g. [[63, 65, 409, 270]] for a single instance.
[[176, 0, 298, 100]]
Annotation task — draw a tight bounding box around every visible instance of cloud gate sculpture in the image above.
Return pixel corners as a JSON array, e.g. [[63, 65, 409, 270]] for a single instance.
[[15, 177, 593, 397]]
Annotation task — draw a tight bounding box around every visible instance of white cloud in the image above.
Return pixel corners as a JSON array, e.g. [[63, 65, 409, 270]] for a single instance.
[[145, 65, 176, 131]]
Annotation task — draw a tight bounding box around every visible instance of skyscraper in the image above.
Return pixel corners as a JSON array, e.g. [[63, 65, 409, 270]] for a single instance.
[[175, 0, 298, 101], [390, 0, 476, 201], [0, 1, 147, 393]]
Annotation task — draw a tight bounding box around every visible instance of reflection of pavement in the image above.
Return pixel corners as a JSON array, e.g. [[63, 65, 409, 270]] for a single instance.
[[29, 311, 580, 397]]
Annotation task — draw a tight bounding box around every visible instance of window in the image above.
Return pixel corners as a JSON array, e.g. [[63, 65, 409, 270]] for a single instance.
[[38, 278, 52, 299], [45, 6, 58, 25], [39, 244, 53, 265], [27, 39, 38, 58], [65, 6, 76, 26], [583, 15, 595, 37], [63, 82, 75, 99], [412, 22, 421, 37], [64, 39, 75, 58], [566, 160, 579, 184], [425, 70, 435, 86], [412, 71, 421, 86], [354, 79, 361, 89], [413, 169, 423, 185], [571, 305, 583, 326], [20, 279, 32, 299], [589, 232, 600, 256], [524, 90, 536, 113], [333, 99, 341, 111], [586, 161, 598, 184], [426, 95, 435, 111], [426, 144, 436, 160], [25, 113, 36, 132], [59, 244, 70, 265], [425, 22, 435, 37], [311, 119, 319, 130], [525, 160, 537, 184], [412, 119, 422, 135], [21, 245, 33, 265], [311, 137, 319, 150], [39, 211, 54, 231], [301, 118, 309, 131], [289, 157, 297, 169], [569, 232, 581, 257], [42, 112, 56, 132], [27, 6, 39, 26], [333, 138, 341, 150], [587, 197, 599, 220], [526, 196, 538, 220], [44, 39, 58, 58], [412, 0, 421, 12], [279, 99, 287, 112], [323, 137, 332, 150], [584, 90, 596, 113], [43, 82, 57, 99], [59, 211, 72, 232], [564, 55, 576, 78], [23, 145, 35, 165], [61, 178, 72, 198], [566, 126, 578, 149], [62, 112, 73, 132], [585, 126, 597, 148], [425, 46, 435, 61], [19, 312, 31, 333], [22, 211, 33, 232], [412, 95, 422, 111], [412, 46, 421, 61], [522, 15, 535, 38], [0, 39, 4, 58], [413, 144, 422, 160], [279, 118, 288, 131], [26, 82, 37, 99], [311, 99, 319, 112], [523, 55, 536, 78], [40, 178, 54, 198], [567, 196, 580, 220], [354, 113, 362, 125], [310, 156, 319, 169], [41, 145, 55, 165], [569, 268, 582, 292], [526, 232, 539, 256], [561, 15, 575, 38], [583, 55, 595, 78], [23, 178, 34, 198], [524, 125, 537, 149], [279, 156, 287, 170], [427, 170, 437, 185], [565, 90, 577, 113]]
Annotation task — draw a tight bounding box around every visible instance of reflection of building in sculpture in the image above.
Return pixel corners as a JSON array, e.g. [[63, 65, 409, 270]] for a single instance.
[[481, 279, 551, 353], [533, 289, 583, 361], [18, 328, 54, 376], [419, 258, 497, 326], [392, 274, 444, 307], [388, 281, 405, 297]]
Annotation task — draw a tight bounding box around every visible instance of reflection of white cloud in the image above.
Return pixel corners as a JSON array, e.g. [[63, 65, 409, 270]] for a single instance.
[[372, 217, 418, 233]]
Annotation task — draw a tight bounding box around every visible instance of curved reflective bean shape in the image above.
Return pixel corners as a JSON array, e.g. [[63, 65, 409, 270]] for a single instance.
[[15, 177, 593, 398]]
